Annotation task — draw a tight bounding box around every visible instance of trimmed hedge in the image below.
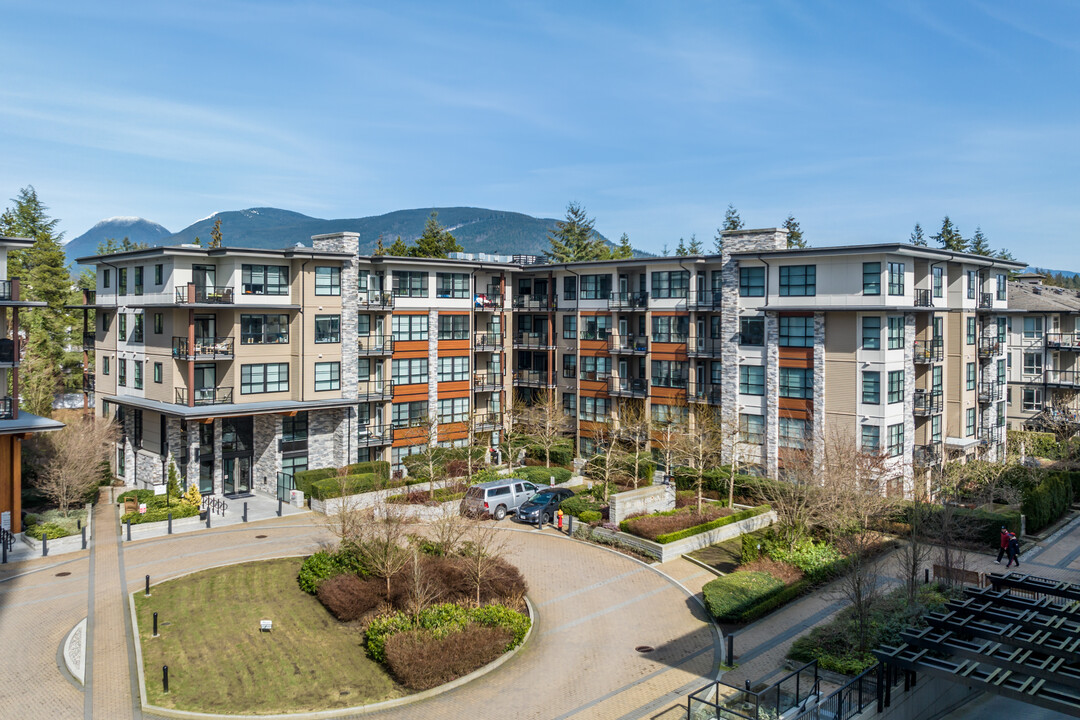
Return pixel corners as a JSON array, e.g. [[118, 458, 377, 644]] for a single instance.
[[1007, 429, 1069, 460], [579, 510, 602, 524], [1022, 473, 1071, 533], [24, 522, 73, 540], [121, 501, 199, 525], [365, 603, 530, 664], [559, 492, 605, 518], [896, 502, 1021, 547], [526, 441, 573, 468], [294, 461, 391, 497], [308, 472, 399, 501], [649, 505, 770, 545], [515, 466, 572, 486], [702, 572, 785, 623]]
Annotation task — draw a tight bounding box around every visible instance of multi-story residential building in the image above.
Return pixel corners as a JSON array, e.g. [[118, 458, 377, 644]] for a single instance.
[[0, 237, 65, 533], [1004, 273, 1080, 431], [81, 230, 1025, 499]]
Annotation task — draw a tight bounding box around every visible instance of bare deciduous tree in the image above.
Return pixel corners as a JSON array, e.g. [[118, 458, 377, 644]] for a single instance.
[[522, 389, 569, 468], [587, 423, 626, 502], [674, 403, 722, 513], [404, 548, 442, 617], [616, 399, 652, 488], [430, 501, 470, 556], [325, 465, 365, 542], [503, 390, 532, 472], [897, 479, 935, 605], [37, 416, 117, 516], [350, 501, 412, 600], [462, 519, 509, 606]]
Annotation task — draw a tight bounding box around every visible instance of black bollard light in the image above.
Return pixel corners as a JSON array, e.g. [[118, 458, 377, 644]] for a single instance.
[[163, 665, 169, 693], [726, 635, 734, 667], [81, 526, 87, 550], [126, 519, 131, 541], [77, 519, 81, 530], [145, 574, 150, 597], [2, 537, 7, 564], [243, 502, 248, 523], [567, 514, 573, 535], [277, 497, 282, 517], [167, 512, 172, 535], [206, 510, 211, 529], [42, 533, 48, 557], [924, 568, 930, 584], [153, 612, 159, 637]]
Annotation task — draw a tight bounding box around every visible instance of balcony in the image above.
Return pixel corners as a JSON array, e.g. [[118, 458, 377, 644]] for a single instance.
[[688, 337, 722, 358], [83, 331, 96, 348], [977, 381, 1001, 404], [474, 285, 504, 310], [472, 371, 503, 392], [175, 284, 235, 304], [0, 280, 16, 302], [175, 386, 234, 406], [0, 397, 12, 420], [357, 335, 394, 356], [356, 425, 393, 447], [977, 336, 1002, 360], [913, 443, 942, 467], [578, 369, 611, 383], [172, 336, 235, 360], [913, 338, 943, 363], [978, 292, 994, 310], [651, 333, 689, 346], [472, 332, 503, 351], [513, 332, 555, 350], [512, 369, 555, 388], [607, 334, 649, 355], [1045, 369, 1080, 388], [1046, 333, 1080, 351], [357, 380, 394, 401], [279, 438, 308, 454], [913, 388, 943, 416], [578, 328, 611, 342], [0, 338, 18, 365], [608, 377, 648, 398], [608, 291, 649, 310], [914, 288, 933, 308], [83, 374, 95, 392], [979, 425, 1003, 445], [472, 413, 502, 433], [511, 294, 555, 311], [690, 384, 722, 405], [360, 291, 394, 310], [688, 290, 723, 311]]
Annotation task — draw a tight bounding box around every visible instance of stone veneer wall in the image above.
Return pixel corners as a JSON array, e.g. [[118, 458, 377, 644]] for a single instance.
[[428, 310, 439, 422], [764, 311, 780, 479], [252, 414, 280, 494], [903, 313, 917, 493], [608, 484, 676, 525], [812, 312, 826, 477], [312, 233, 360, 403], [309, 408, 345, 470]]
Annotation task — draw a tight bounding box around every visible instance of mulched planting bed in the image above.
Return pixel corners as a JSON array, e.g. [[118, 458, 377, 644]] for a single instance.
[[622, 504, 733, 541]]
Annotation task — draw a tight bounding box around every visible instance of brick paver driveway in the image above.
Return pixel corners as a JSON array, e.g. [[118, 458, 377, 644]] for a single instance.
[[0, 500, 719, 720]]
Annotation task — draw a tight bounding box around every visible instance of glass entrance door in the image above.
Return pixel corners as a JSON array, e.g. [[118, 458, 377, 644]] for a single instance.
[[194, 363, 216, 404], [222, 457, 251, 495], [193, 264, 216, 292]]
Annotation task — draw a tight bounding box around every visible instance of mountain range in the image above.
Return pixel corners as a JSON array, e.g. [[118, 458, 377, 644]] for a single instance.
[[64, 206, 630, 266]]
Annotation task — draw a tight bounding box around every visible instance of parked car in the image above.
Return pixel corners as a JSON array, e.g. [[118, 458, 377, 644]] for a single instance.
[[461, 478, 540, 520], [514, 488, 575, 525]]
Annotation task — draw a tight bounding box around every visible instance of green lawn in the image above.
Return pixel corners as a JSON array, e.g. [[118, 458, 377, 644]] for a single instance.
[[134, 557, 404, 713]]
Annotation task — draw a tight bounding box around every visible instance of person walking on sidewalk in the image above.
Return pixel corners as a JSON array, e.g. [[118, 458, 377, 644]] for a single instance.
[[997, 526, 1010, 564], [1005, 531, 1021, 568]]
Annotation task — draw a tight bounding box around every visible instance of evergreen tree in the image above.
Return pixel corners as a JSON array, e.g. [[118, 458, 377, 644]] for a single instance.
[[968, 226, 992, 256], [208, 217, 223, 248], [931, 216, 967, 252], [19, 315, 62, 417], [723, 204, 744, 231], [545, 202, 606, 262], [408, 212, 461, 259], [687, 233, 703, 254], [910, 223, 926, 246], [675, 238, 689, 256], [387, 236, 410, 256], [995, 247, 1017, 262], [661, 243, 670, 257], [613, 232, 633, 259], [373, 235, 386, 256], [783, 215, 806, 248], [95, 237, 149, 255]]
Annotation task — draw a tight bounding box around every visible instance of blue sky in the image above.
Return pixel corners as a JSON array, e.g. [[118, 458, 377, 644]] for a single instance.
[[2, 1, 1078, 267]]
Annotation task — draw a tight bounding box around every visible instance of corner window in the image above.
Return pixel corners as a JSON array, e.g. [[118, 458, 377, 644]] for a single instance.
[[887, 316, 904, 350], [887, 423, 904, 457], [887, 370, 904, 404]]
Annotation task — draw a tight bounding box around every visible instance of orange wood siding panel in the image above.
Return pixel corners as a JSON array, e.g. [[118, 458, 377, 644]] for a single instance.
[[651, 343, 688, 360], [436, 382, 470, 399], [579, 340, 610, 355], [437, 341, 469, 354], [778, 402, 813, 419], [394, 383, 429, 401], [393, 340, 428, 358], [779, 347, 813, 368], [651, 386, 685, 401]]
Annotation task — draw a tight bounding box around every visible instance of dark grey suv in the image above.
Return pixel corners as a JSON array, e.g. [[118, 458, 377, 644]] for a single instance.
[[515, 488, 575, 524]]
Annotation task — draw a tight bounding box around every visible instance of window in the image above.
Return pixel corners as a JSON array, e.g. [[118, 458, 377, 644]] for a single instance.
[[118, 314, 127, 341], [392, 401, 428, 428], [997, 317, 1007, 343], [562, 392, 577, 417], [651, 315, 688, 342], [779, 265, 815, 296], [710, 316, 723, 339], [779, 316, 814, 347], [580, 396, 611, 422], [436, 272, 468, 299], [933, 365, 943, 393], [997, 273, 1007, 301], [437, 397, 469, 424], [862, 316, 881, 349], [118, 267, 127, 295], [438, 315, 468, 340], [887, 423, 904, 457], [314, 315, 341, 343], [779, 418, 808, 449], [739, 365, 764, 395], [438, 356, 468, 382], [242, 264, 289, 295], [241, 363, 289, 394], [887, 316, 904, 349], [392, 358, 429, 385], [862, 371, 880, 404], [154, 264, 163, 285], [581, 315, 611, 340], [281, 456, 308, 478], [153, 313, 163, 334], [133, 361, 143, 389], [997, 359, 1006, 385], [581, 274, 612, 300], [118, 359, 127, 386], [887, 262, 905, 296], [740, 414, 765, 444], [103, 356, 110, 375], [966, 408, 976, 437], [740, 317, 764, 346], [314, 362, 340, 391], [710, 361, 723, 385], [651, 360, 688, 388], [133, 266, 144, 295], [1022, 387, 1043, 412], [932, 266, 943, 298], [781, 368, 813, 399], [580, 355, 611, 379], [314, 266, 341, 296], [887, 370, 904, 404], [131, 313, 144, 342], [861, 425, 880, 453], [562, 316, 577, 339], [740, 267, 765, 297], [966, 317, 976, 345], [153, 362, 162, 383], [1023, 317, 1044, 339], [392, 270, 427, 297], [103, 269, 111, 289], [966, 270, 977, 300], [562, 354, 577, 378], [392, 314, 428, 341], [1023, 352, 1043, 376], [651, 271, 689, 298], [932, 415, 942, 443], [651, 403, 687, 426], [563, 276, 577, 301], [966, 362, 976, 390], [862, 262, 881, 295], [240, 314, 289, 344]]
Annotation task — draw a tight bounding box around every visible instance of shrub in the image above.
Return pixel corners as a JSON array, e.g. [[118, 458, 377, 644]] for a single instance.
[[384, 624, 513, 690], [579, 510, 602, 524], [309, 473, 392, 500], [1007, 429, 1066, 460], [620, 505, 732, 541], [741, 531, 763, 564], [24, 522, 72, 540], [515, 466, 572, 486], [365, 603, 529, 664], [526, 441, 573, 467], [737, 578, 814, 624], [294, 462, 391, 497], [1022, 473, 1071, 533], [117, 489, 155, 504], [896, 502, 1021, 547], [297, 549, 365, 594], [766, 537, 845, 583], [316, 573, 384, 621], [559, 493, 604, 518], [702, 572, 785, 623], [653, 505, 770, 544], [741, 557, 804, 584], [121, 501, 199, 525]]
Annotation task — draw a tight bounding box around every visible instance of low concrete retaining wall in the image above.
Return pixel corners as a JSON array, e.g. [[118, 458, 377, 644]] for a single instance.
[[376, 499, 461, 521], [609, 484, 676, 525], [21, 502, 93, 557], [310, 479, 453, 516], [591, 508, 777, 563]]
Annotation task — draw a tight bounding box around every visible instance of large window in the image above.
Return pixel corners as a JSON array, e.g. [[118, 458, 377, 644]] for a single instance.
[[133, 361, 143, 390], [1022, 387, 1043, 412], [436, 272, 468, 298], [932, 266, 943, 298], [580, 396, 611, 422], [392, 315, 428, 341], [997, 273, 1007, 301], [563, 354, 577, 378], [581, 315, 611, 340], [740, 317, 764, 346], [118, 268, 127, 295], [392, 401, 428, 428], [862, 262, 880, 295], [314, 315, 340, 343], [392, 358, 429, 385], [651, 360, 688, 388], [739, 365, 765, 395], [966, 362, 976, 390], [1023, 317, 1044, 339], [651, 271, 689, 299], [393, 270, 427, 297], [581, 274, 612, 300], [998, 358, 1006, 385], [652, 315, 688, 342], [740, 414, 765, 445], [651, 403, 687, 426], [437, 397, 469, 424], [242, 264, 289, 295], [862, 371, 880, 404], [966, 408, 976, 437], [562, 316, 577, 339], [314, 266, 341, 296], [438, 356, 469, 382], [887, 370, 904, 404], [887, 316, 904, 349], [862, 316, 881, 349], [1023, 352, 1043, 376], [966, 270, 977, 300], [241, 363, 289, 394], [562, 392, 577, 417], [886, 423, 904, 457], [887, 262, 905, 296], [118, 359, 127, 386], [779, 316, 813, 347], [438, 315, 469, 340], [966, 317, 976, 345], [778, 265, 816, 296], [779, 417, 808, 449], [563, 276, 577, 301], [314, 362, 340, 391], [861, 425, 880, 453], [780, 368, 813, 399], [133, 267, 144, 295], [241, 314, 289, 344], [740, 267, 765, 297], [580, 356, 611, 379]]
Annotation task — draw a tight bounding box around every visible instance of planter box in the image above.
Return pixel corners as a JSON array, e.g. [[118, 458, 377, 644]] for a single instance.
[[20, 503, 92, 557], [376, 499, 462, 521], [310, 479, 454, 516], [609, 484, 676, 525], [591, 508, 777, 563]]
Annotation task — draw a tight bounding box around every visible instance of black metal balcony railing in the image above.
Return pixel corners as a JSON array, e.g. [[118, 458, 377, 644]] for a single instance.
[[0, 280, 14, 302], [472, 413, 502, 432], [578, 328, 611, 342], [688, 290, 723, 310], [357, 335, 394, 355], [578, 369, 612, 383], [913, 443, 942, 467], [472, 371, 503, 390], [1045, 369, 1080, 388], [690, 385, 723, 405], [175, 284, 235, 304], [688, 337, 722, 357], [512, 369, 555, 388], [1046, 333, 1080, 351], [83, 331, 96, 348], [172, 336, 235, 360], [978, 292, 994, 309], [607, 334, 649, 354], [175, 386, 234, 406], [473, 285, 504, 310], [356, 425, 393, 447], [279, 438, 308, 454], [912, 338, 944, 363], [0, 397, 12, 420], [608, 377, 648, 397], [360, 291, 394, 310], [651, 333, 688, 345], [913, 388, 943, 415], [977, 381, 1001, 403], [914, 288, 933, 308], [979, 425, 1003, 444], [357, 380, 394, 400], [472, 332, 503, 351], [978, 336, 1002, 360], [513, 332, 555, 349], [608, 291, 649, 310], [511, 294, 555, 311]]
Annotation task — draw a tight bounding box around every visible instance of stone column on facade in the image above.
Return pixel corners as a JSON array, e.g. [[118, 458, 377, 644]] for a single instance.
[[812, 313, 826, 478], [309, 409, 342, 471], [764, 312, 780, 479], [719, 255, 742, 437], [123, 408, 137, 488], [185, 420, 200, 490], [428, 310, 439, 437], [165, 416, 182, 480], [903, 313, 916, 495], [252, 413, 280, 494], [213, 418, 223, 495]]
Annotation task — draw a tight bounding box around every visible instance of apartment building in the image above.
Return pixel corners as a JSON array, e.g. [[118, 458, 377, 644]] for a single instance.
[[0, 237, 65, 533], [1004, 273, 1080, 431], [82, 230, 1026, 499]]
